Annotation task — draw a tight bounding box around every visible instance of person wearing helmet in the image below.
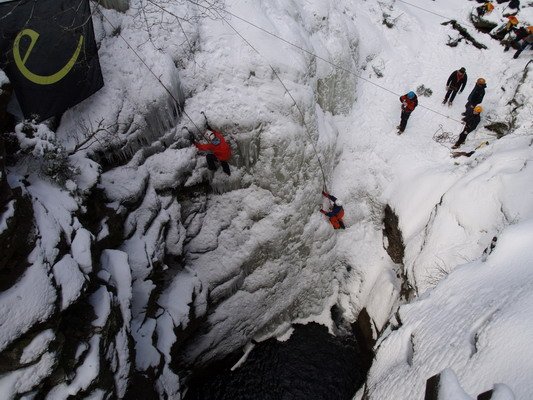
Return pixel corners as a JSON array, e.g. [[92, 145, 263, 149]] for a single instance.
[[320, 191, 345, 229], [397, 91, 418, 134], [513, 27, 533, 58], [476, 2, 494, 17], [462, 78, 486, 116], [492, 15, 519, 40], [193, 128, 232, 175], [443, 67, 468, 106], [453, 105, 483, 149]]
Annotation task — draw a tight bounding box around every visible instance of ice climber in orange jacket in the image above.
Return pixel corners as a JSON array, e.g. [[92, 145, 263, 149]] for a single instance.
[[320, 191, 346, 229]]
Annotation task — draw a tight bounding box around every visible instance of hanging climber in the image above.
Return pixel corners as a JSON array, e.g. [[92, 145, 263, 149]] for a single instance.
[[453, 105, 483, 149], [476, 2, 494, 17], [397, 91, 418, 134], [191, 126, 232, 176], [443, 67, 468, 106], [513, 27, 533, 59], [319, 191, 345, 230], [462, 78, 486, 117]]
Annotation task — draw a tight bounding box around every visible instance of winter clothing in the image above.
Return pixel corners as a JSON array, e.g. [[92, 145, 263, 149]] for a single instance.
[[492, 17, 519, 40], [453, 112, 481, 148], [463, 112, 481, 133], [206, 153, 231, 175], [476, 2, 494, 17], [320, 191, 345, 229], [398, 93, 418, 132], [513, 33, 533, 58], [195, 130, 231, 161], [504, 27, 529, 51], [443, 69, 468, 104], [509, 0, 520, 10], [194, 130, 232, 175], [463, 82, 486, 115]]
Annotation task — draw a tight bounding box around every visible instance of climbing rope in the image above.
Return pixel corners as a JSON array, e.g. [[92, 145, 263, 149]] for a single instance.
[[96, 5, 209, 141], [396, 0, 480, 30], [209, 8, 329, 191], [182, 0, 468, 125], [432, 124, 457, 147]]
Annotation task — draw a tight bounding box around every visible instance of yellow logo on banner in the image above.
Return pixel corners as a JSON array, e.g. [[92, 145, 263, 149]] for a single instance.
[[13, 29, 84, 85]]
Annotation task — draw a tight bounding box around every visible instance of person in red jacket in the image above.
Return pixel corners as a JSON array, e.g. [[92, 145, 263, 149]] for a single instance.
[[194, 129, 232, 175], [319, 191, 345, 229], [397, 91, 418, 134]]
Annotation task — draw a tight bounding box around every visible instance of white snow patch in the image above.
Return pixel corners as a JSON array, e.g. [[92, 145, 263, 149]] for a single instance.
[[46, 336, 101, 399], [0, 351, 56, 398], [71, 228, 93, 274], [0, 256, 56, 352], [101, 249, 132, 326], [0, 199, 15, 235], [52, 255, 86, 310], [19, 329, 55, 364]]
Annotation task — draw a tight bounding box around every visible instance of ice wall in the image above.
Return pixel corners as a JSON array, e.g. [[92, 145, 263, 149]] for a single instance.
[[94, 0, 363, 393]]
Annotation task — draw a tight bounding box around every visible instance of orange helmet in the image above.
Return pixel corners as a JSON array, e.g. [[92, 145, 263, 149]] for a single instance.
[[508, 16, 519, 25], [474, 105, 483, 114], [477, 78, 486, 85], [528, 26, 533, 34], [486, 2, 494, 11]]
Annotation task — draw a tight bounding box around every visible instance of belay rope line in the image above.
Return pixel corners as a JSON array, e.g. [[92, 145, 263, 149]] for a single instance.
[[95, 4, 209, 142], [96, 0, 328, 190], [142, 0, 330, 191], [211, 8, 330, 192], [95, 0, 476, 186], [181, 0, 467, 125]]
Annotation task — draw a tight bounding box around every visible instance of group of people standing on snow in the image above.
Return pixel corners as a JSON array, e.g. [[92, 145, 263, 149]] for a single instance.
[[477, 1, 533, 59], [397, 70, 485, 149]]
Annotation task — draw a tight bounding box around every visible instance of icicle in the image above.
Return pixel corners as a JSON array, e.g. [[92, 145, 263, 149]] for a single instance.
[[235, 128, 261, 169], [95, 70, 185, 167]]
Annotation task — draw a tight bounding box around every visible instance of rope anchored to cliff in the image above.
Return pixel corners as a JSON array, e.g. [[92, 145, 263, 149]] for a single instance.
[[96, 4, 209, 141], [211, 8, 330, 192]]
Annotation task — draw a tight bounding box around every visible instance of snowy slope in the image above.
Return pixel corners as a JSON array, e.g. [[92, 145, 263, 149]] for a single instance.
[[334, 0, 533, 399]]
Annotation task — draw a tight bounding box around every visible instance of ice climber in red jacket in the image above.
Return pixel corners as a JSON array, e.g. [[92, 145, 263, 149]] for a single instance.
[[194, 129, 232, 175], [397, 91, 418, 134]]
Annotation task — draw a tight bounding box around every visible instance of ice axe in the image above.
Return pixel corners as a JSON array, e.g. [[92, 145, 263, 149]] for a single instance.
[[200, 111, 213, 131]]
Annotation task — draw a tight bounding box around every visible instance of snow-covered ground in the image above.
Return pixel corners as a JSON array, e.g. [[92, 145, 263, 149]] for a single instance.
[[1, 0, 532, 398]]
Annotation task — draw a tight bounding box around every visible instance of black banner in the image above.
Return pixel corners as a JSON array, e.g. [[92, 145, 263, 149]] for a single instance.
[[0, 0, 104, 121]]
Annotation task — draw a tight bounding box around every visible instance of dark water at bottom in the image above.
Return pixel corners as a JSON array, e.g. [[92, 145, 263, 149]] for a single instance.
[[184, 323, 370, 400]]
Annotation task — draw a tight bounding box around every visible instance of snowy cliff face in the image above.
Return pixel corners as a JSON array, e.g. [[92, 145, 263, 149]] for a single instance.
[[96, 0, 363, 391], [1, 0, 364, 398], [1, 0, 533, 399]]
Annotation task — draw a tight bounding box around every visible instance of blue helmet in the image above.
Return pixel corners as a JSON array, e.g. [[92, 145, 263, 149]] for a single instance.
[[407, 91, 416, 99]]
